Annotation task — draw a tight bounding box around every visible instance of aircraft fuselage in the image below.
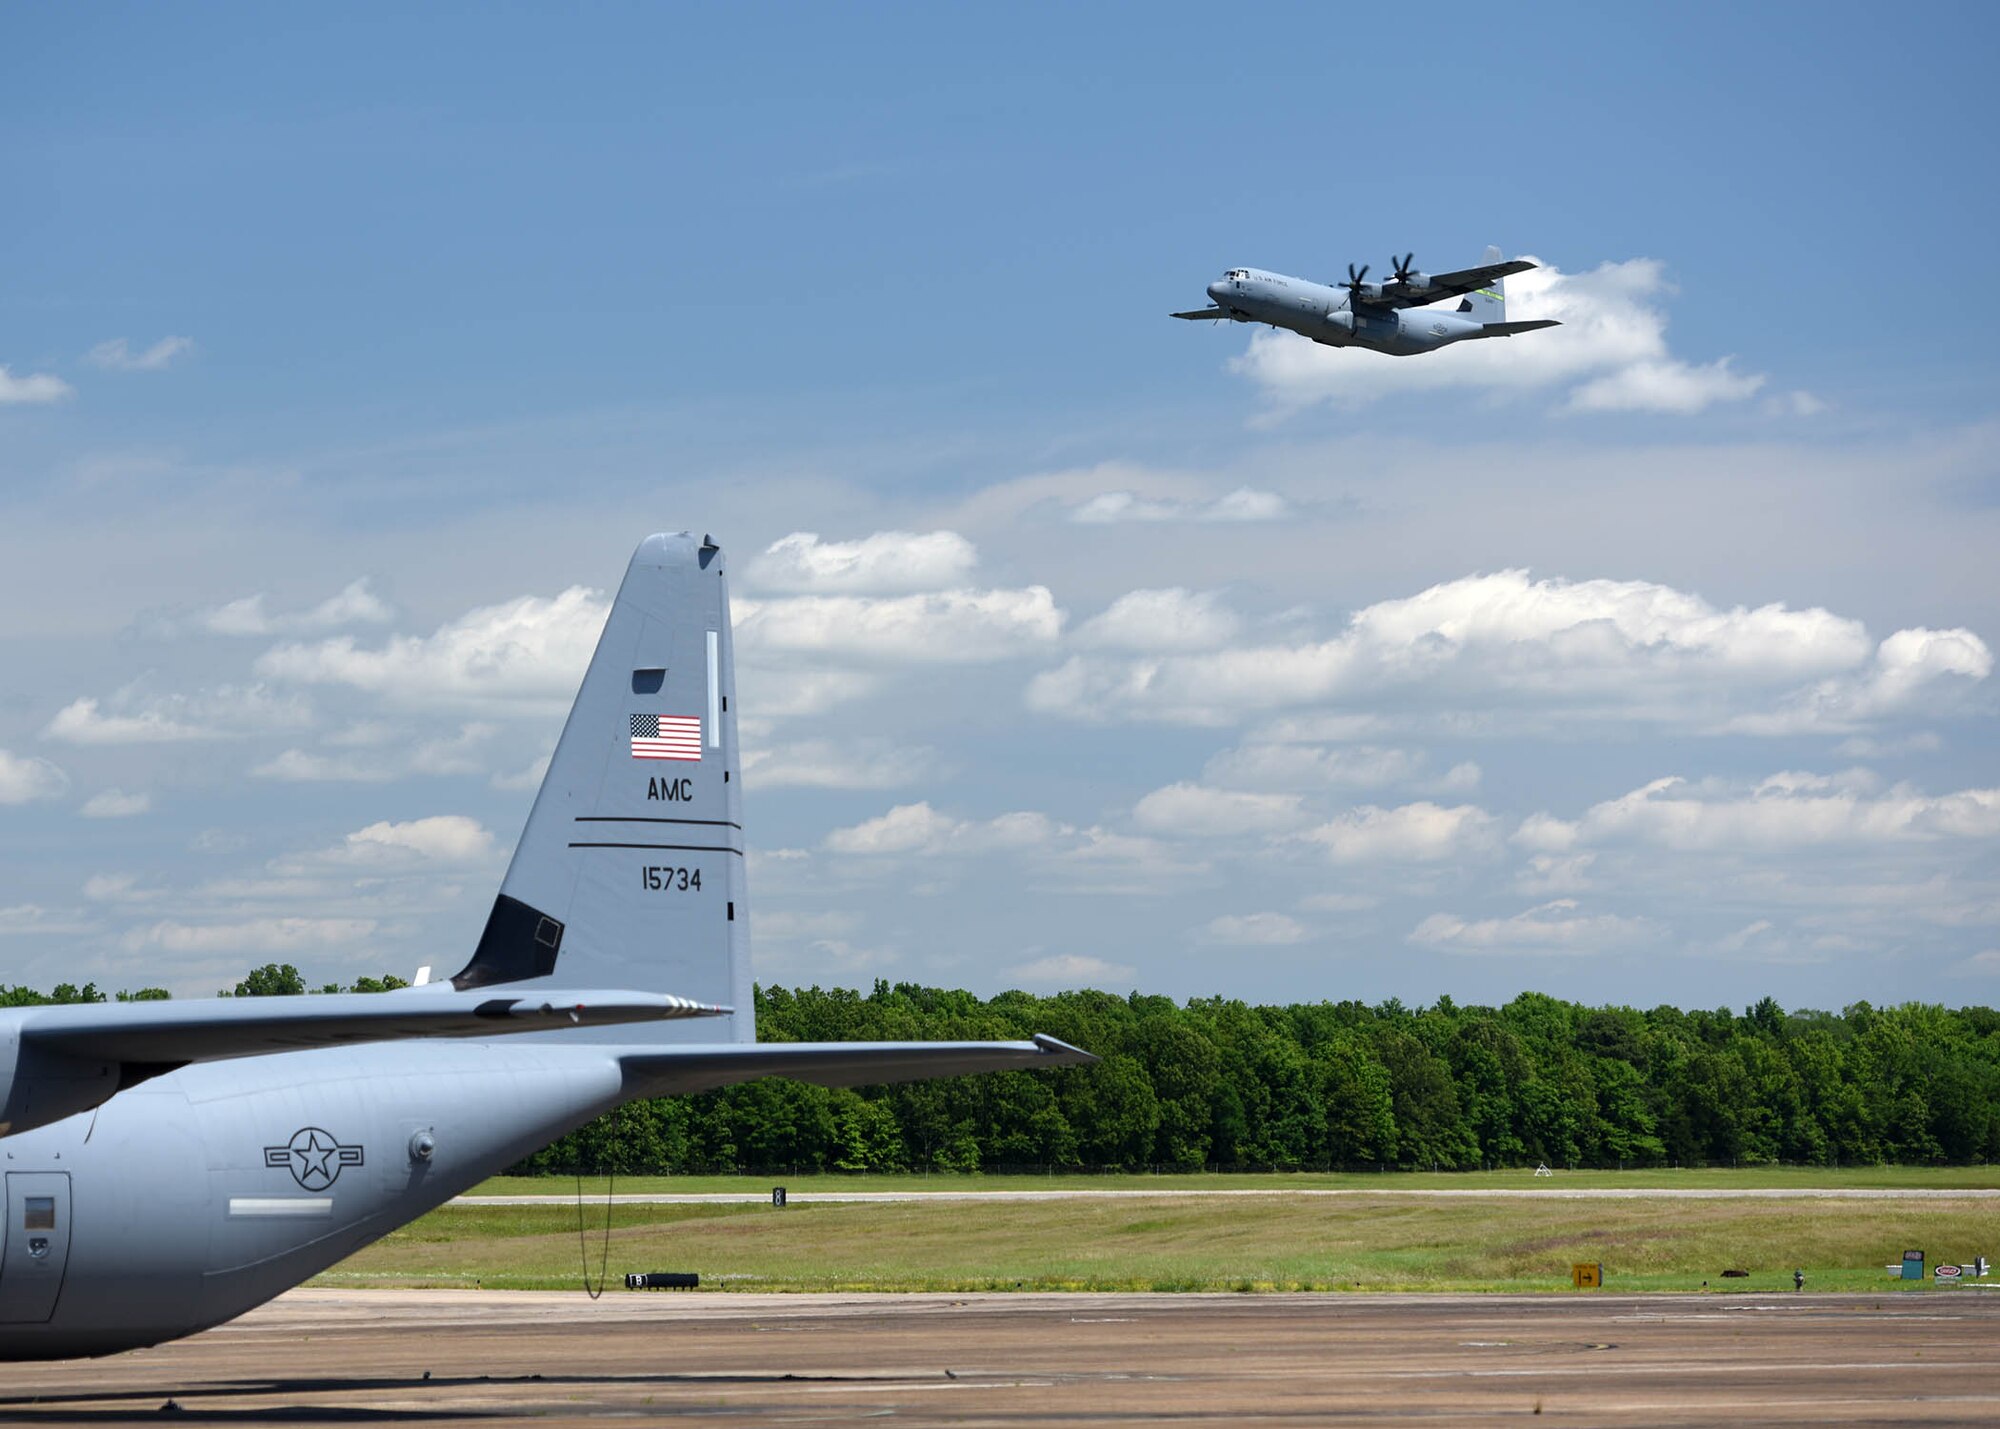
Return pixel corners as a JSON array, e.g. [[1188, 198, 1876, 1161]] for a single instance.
[[1205, 268, 1487, 356], [0, 1042, 624, 1359]]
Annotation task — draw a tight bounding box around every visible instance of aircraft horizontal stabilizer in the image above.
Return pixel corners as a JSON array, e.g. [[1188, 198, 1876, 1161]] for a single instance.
[[19, 989, 729, 1067], [621, 1033, 1097, 1097], [1468, 318, 1561, 339]]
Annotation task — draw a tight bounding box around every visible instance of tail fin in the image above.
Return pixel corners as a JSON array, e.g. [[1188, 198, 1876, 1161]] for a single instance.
[[449, 532, 754, 1044], [1459, 243, 1507, 324]]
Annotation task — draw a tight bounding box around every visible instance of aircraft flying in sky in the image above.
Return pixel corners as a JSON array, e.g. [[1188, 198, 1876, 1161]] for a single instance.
[[0, 532, 1094, 1360], [1174, 246, 1559, 357]]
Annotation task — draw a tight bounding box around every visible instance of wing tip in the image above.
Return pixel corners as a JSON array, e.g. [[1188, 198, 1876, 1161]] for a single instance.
[[1032, 1032, 1099, 1065]]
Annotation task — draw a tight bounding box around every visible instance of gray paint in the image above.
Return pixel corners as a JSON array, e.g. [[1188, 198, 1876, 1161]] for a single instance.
[[0, 532, 1094, 1360], [1172, 246, 1560, 356], [483, 534, 755, 1044]]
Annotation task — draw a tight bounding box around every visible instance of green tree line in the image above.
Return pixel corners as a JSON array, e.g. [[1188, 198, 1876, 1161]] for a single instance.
[[0, 962, 408, 1004], [523, 982, 2000, 1175], [9, 973, 1996, 1170]]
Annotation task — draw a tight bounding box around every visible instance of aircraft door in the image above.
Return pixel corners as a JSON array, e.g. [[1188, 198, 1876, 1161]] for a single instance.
[[0, 1172, 73, 1323]]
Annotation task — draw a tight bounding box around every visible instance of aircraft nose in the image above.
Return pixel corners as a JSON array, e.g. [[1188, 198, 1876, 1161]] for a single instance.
[[1206, 280, 1226, 303]]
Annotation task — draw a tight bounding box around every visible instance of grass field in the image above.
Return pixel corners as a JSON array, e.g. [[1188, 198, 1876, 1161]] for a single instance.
[[471, 1164, 2000, 1196], [319, 1176, 2000, 1296]]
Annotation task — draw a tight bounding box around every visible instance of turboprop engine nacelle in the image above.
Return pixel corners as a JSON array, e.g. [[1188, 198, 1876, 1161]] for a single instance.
[[0, 1022, 121, 1137]]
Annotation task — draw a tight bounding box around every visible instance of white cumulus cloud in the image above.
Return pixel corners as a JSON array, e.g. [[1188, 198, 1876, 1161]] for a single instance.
[[1231, 257, 1774, 417], [1004, 953, 1135, 986], [1026, 569, 1985, 732], [339, 815, 497, 864], [254, 723, 497, 783], [0, 750, 69, 805], [1951, 950, 2000, 978], [79, 789, 151, 818], [85, 336, 195, 372], [278, 815, 499, 872], [1515, 852, 1596, 895], [820, 802, 1198, 889], [0, 904, 97, 937], [736, 587, 1062, 663], [1201, 912, 1309, 945], [748, 530, 978, 592], [1303, 802, 1499, 863], [1537, 773, 2000, 852], [204, 579, 394, 636], [1736, 627, 1995, 734], [742, 739, 938, 789], [122, 917, 378, 955], [1565, 357, 1764, 414], [253, 749, 395, 783], [1203, 741, 1429, 791], [84, 873, 158, 902], [46, 697, 211, 745], [824, 802, 1058, 856], [257, 586, 607, 710], [1075, 588, 1241, 651], [0, 366, 73, 404], [44, 685, 310, 745], [1132, 783, 1309, 837], [1069, 487, 1289, 524], [1409, 900, 1654, 955], [1299, 892, 1380, 913]]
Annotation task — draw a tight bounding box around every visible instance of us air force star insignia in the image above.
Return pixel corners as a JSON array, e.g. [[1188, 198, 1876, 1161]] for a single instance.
[[263, 1127, 365, 1191]]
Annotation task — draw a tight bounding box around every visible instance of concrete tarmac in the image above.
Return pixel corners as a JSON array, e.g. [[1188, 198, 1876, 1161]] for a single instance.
[[6, 1289, 2000, 1426]]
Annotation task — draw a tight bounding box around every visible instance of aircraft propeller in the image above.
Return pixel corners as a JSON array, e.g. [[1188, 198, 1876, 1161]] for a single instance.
[[1345, 262, 1371, 299], [1391, 253, 1420, 284]]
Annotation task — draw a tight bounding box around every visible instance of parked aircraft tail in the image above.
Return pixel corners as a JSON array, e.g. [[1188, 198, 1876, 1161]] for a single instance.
[[1462, 243, 1508, 324], [449, 533, 754, 1043]]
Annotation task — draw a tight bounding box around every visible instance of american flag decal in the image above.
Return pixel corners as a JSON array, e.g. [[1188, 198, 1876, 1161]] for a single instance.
[[631, 713, 701, 761]]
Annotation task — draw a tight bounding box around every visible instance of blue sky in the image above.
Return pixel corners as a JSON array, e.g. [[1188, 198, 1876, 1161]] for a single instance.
[[4, 2, 1997, 1009]]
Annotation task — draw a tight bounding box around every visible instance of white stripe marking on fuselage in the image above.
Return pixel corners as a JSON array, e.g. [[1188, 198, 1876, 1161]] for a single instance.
[[228, 1197, 334, 1218]]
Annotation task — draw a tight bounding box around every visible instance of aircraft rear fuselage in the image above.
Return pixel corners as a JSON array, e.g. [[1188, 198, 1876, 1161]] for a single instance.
[[0, 1042, 625, 1359]]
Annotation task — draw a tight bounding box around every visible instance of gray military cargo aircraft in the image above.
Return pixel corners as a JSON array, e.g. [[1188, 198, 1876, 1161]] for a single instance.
[[0, 532, 1093, 1359], [1174, 246, 1560, 356]]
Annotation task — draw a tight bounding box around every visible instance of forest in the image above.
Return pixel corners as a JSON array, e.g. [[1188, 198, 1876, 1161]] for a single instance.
[[11, 973, 1999, 1172]]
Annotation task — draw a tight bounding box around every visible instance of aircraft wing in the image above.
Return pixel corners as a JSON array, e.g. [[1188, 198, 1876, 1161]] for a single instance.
[[1377, 258, 1537, 308], [16, 989, 728, 1067], [620, 1033, 1096, 1096], [1170, 307, 1232, 320]]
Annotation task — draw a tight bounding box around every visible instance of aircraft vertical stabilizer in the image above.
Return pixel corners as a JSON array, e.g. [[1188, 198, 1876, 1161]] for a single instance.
[[449, 533, 754, 1043], [1465, 244, 1508, 324]]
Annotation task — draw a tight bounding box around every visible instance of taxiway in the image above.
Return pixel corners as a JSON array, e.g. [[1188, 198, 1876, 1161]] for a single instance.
[[4, 1288, 1998, 1425]]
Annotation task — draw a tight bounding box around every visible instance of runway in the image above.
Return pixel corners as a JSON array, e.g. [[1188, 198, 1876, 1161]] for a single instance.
[[6, 1288, 1999, 1425]]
